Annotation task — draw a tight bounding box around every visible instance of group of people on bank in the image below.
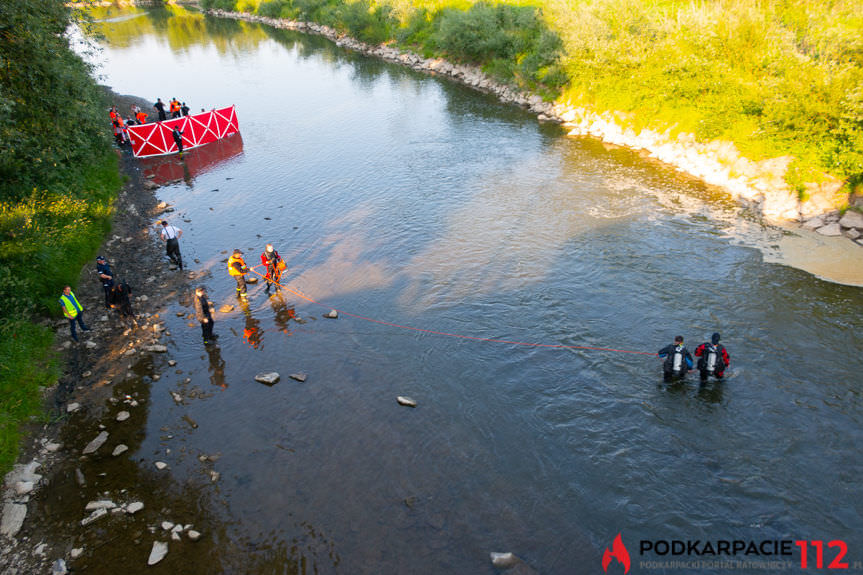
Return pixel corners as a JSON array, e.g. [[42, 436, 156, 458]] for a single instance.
[[59, 255, 134, 342], [107, 97, 192, 147]]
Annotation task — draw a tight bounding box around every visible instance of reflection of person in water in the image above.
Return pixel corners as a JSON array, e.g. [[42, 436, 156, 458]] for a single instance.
[[206, 343, 227, 389], [268, 291, 295, 335], [241, 301, 263, 349]]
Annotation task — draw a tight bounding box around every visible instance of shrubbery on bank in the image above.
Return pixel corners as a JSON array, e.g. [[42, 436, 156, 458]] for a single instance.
[[203, 0, 863, 195], [0, 0, 122, 472]]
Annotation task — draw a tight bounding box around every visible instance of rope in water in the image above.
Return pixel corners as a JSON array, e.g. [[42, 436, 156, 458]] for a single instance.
[[245, 264, 658, 356]]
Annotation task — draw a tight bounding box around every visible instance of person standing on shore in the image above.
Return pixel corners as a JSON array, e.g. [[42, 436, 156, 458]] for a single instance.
[[60, 286, 90, 342], [154, 98, 167, 122], [694, 332, 730, 381], [171, 126, 185, 154], [135, 108, 148, 124], [260, 243, 284, 293], [194, 286, 218, 345], [159, 220, 183, 269], [227, 249, 249, 299], [96, 255, 115, 309], [181, 102, 190, 117], [170, 98, 181, 119], [658, 335, 693, 382]]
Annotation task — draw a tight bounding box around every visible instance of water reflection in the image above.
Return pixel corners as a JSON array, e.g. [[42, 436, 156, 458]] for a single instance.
[[139, 132, 244, 186], [206, 343, 227, 389]]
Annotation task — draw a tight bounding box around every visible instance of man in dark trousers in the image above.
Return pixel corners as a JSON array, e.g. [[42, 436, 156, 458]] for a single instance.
[[181, 102, 190, 117], [60, 286, 90, 342], [154, 98, 166, 121], [172, 126, 184, 154], [159, 220, 183, 269], [110, 279, 134, 318], [694, 332, 730, 381], [96, 255, 114, 309], [658, 335, 693, 382], [194, 286, 218, 345]]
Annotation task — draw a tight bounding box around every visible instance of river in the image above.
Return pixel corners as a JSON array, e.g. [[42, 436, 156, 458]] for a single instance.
[[74, 5, 862, 574]]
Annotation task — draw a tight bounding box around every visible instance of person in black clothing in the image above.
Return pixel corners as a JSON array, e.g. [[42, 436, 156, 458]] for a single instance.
[[172, 126, 184, 154], [96, 255, 115, 309], [194, 286, 218, 345], [110, 279, 134, 317], [181, 102, 190, 117], [154, 98, 166, 121], [658, 335, 693, 382], [694, 332, 730, 381]]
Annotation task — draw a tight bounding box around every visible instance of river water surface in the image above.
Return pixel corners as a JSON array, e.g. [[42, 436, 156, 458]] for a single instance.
[[78, 6, 862, 574]]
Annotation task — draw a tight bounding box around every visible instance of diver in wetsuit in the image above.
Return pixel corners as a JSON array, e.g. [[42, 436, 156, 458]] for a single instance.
[[694, 332, 730, 381], [658, 335, 693, 382]]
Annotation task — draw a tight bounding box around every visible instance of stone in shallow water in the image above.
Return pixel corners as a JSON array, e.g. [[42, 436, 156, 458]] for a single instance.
[[126, 502, 144, 514], [112, 444, 128, 457], [397, 396, 417, 408], [323, 310, 338, 319], [148, 541, 168, 566], [66, 402, 80, 413], [815, 223, 842, 236], [82, 431, 108, 455], [116, 411, 130, 422], [289, 373, 307, 382], [155, 461, 168, 470], [255, 372, 280, 385]]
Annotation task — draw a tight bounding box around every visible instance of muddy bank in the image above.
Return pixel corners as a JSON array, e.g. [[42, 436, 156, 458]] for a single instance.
[[209, 8, 863, 286], [0, 91, 223, 573]]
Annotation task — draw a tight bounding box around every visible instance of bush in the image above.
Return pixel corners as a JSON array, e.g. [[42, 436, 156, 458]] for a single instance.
[[258, 0, 285, 18]]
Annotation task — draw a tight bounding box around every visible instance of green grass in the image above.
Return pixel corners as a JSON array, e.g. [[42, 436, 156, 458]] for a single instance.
[[0, 0, 125, 474]]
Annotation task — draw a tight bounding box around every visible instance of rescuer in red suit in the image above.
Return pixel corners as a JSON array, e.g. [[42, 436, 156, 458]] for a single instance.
[[260, 243, 285, 293]]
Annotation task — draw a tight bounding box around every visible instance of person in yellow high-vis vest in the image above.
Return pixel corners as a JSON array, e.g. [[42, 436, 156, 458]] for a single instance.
[[60, 286, 90, 342], [227, 249, 249, 298]]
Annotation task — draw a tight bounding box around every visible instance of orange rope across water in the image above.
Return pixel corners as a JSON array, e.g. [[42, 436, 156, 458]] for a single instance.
[[246, 264, 658, 356]]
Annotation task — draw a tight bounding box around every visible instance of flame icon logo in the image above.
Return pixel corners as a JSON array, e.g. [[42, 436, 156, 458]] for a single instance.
[[602, 533, 631, 574]]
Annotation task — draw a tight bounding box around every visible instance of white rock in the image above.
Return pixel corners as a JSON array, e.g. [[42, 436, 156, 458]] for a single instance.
[[45, 442, 61, 453], [815, 223, 842, 236], [85, 500, 116, 511], [397, 396, 417, 408], [82, 431, 109, 455], [14, 481, 34, 495], [168, 360, 177, 367], [209, 470, 220, 482], [147, 541, 168, 565], [187, 530, 201, 541], [51, 558, 67, 575], [255, 372, 280, 385], [161, 521, 175, 531], [155, 461, 168, 470], [289, 373, 307, 382], [171, 524, 184, 533], [70, 547, 83, 559], [323, 310, 338, 319], [138, 295, 149, 302], [126, 502, 144, 514], [171, 392, 183, 404], [145, 345, 167, 353], [112, 444, 128, 456], [0, 503, 27, 536], [171, 531, 182, 541], [116, 411, 130, 422], [839, 210, 863, 229], [490, 551, 518, 568], [84, 341, 98, 349], [66, 403, 80, 413], [801, 215, 824, 229], [80, 508, 108, 526]]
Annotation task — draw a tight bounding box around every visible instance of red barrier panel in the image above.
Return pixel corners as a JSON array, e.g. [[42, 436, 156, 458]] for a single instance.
[[127, 106, 240, 158], [139, 133, 245, 186]]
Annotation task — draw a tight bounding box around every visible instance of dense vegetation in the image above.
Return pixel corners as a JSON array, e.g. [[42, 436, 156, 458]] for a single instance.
[[202, 0, 863, 195], [0, 0, 121, 471]]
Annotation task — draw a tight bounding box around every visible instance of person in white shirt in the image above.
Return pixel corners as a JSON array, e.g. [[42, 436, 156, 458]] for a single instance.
[[160, 220, 183, 270]]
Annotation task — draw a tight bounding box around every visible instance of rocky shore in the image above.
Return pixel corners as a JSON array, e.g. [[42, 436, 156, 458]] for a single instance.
[[211, 8, 863, 246], [0, 92, 221, 573]]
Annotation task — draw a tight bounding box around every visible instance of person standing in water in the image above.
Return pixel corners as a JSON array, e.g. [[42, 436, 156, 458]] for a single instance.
[[260, 243, 284, 293], [694, 332, 730, 381], [658, 335, 693, 382]]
